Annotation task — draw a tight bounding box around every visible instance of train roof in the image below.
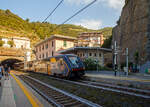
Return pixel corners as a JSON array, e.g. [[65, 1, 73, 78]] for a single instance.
[[47, 54, 76, 58], [42, 54, 77, 61], [14, 54, 78, 63]]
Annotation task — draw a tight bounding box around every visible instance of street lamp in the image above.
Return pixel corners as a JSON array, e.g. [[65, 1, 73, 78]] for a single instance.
[[97, 47, 98, 72]]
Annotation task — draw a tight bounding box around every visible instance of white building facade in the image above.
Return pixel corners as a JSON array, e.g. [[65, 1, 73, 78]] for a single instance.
[[0, 36, 30, 49], [0, 36, 31, 61]]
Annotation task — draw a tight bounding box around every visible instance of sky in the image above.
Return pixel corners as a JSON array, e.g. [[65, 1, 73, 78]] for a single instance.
[[0, 0, 125, 30]]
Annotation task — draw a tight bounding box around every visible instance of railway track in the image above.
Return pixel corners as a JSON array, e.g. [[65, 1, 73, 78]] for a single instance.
[[46, 76, 150, 99], [18, 75, 101, 107], [80, 80, 150, 96]]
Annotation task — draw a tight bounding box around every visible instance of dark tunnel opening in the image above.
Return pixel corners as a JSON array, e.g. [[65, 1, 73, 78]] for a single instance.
[[1, 59, 22, 69]]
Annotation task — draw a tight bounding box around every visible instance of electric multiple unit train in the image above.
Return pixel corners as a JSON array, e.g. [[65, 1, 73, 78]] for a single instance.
[[14, 54, 85, 79]]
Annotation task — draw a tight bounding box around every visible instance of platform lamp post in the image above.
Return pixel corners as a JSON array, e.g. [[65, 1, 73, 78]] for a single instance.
[[97, 47, 98, 72], [122, 48, 129, 76], [96, 34, 100, 72], [112, 41, 118, 76]]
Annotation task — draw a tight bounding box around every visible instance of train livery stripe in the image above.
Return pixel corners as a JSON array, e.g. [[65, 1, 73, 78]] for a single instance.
[[63, 61, 70, 76], [11, 73, 43, 107]]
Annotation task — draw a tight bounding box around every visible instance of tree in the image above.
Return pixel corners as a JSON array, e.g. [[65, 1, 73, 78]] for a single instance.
[[0, 40, 4, 47], [5, 9, 11, 14], [26, 18, 29, 22], [83, 58, 99, 71], [102, 35, 112, 48], [8, 40, 14, 47]]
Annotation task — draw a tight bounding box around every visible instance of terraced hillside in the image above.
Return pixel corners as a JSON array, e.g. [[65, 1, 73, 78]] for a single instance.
[[0, 9, 112, 46]]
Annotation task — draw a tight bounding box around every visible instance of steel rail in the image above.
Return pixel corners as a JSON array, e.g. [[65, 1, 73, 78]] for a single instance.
[[21, 75, 101, 107], [22, 78, 63, 107], [46, 76, 150, 99], [81, 80, 150, 94]]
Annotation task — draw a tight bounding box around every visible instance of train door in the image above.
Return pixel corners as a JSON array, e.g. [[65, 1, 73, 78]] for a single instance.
[[50, 57, 57, 75], [47, 64, 51, 75], [51, 57, 62, 74], [57, 58, 69, 76], [50, 57, 69, 77]]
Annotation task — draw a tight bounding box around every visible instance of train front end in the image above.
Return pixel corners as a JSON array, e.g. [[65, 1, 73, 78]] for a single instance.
[[67, 55, 85, 78]]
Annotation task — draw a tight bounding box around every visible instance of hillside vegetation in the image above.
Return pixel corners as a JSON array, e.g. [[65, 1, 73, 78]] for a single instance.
[[0, 9, 112, 46]]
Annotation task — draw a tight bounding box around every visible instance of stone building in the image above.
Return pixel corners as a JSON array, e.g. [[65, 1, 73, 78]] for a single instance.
[[75, 32, 104, 47], [34, 35, 76, 60], [112, 0, 150, 72]]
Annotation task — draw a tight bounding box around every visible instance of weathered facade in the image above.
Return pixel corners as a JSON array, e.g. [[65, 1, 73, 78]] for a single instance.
[[58, 47, 112, 66], [112, 0, 150, 72], [75, 32, 104, 47], [34, 35, 76, 60]]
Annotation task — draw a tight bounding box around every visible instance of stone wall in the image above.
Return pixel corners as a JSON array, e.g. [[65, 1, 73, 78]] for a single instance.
[[146, 0, 150, 61], [0, 56, 24, 62], [0, 47, 29, 62], [112, 0, 150, 66]]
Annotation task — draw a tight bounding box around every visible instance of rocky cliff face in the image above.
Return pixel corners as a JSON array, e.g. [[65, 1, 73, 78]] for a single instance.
[[112, 0, 150, 65]]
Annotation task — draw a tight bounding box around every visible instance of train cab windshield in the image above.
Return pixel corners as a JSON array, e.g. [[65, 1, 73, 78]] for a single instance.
[[68, 56, 80, 67]]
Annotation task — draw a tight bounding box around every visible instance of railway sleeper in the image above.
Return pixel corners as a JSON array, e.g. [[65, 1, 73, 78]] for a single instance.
[[53, 95, 67, 99], [47, 90, 58, 93], [46, 91, 54, 94], [72, 103, 90, 107], [63, 101, 81, 107], [58, 99, 76, 104], [47, 92, 63, 96], [55, 97, 71, 102]]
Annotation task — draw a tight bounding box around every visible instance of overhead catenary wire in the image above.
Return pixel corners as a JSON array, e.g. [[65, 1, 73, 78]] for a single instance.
[[61, 0, 97, 25], [51, 0, 97, 33], [42, 0, 64, 23]]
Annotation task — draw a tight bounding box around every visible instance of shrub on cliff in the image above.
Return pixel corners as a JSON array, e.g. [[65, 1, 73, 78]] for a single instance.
[[0, 40, 4, 47], [8, 40, 14, 47]]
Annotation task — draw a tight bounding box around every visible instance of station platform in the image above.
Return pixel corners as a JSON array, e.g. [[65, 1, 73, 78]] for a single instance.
[[0, 73, 52, 107], [85, 71, 150, 89]]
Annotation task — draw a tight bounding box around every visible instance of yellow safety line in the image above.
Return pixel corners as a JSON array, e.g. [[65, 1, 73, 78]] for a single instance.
[[11, 73, 43, 107]]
